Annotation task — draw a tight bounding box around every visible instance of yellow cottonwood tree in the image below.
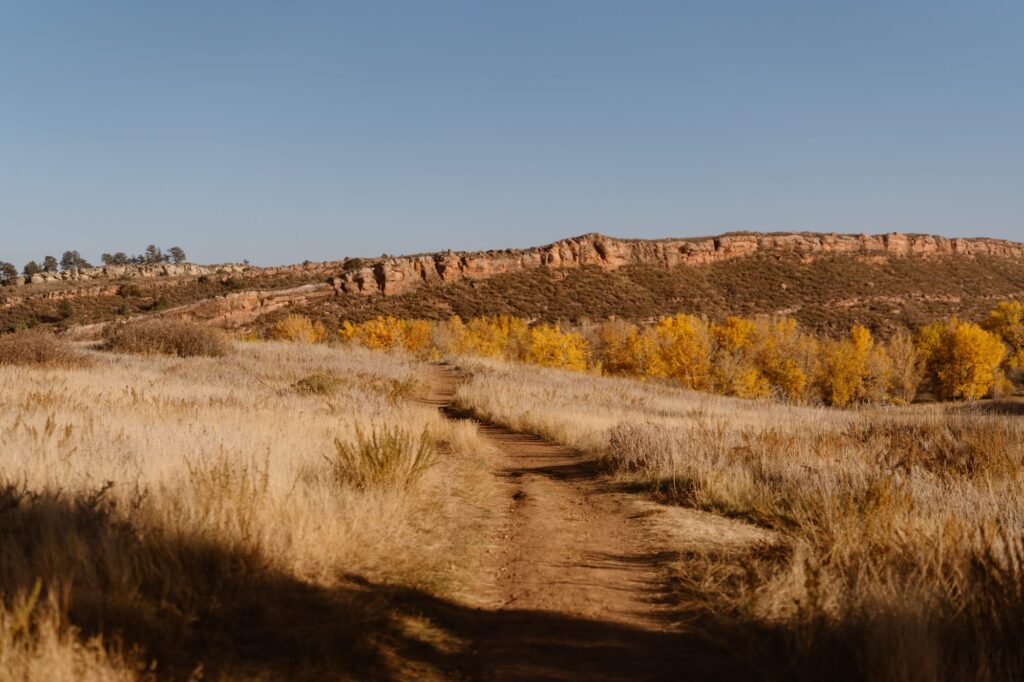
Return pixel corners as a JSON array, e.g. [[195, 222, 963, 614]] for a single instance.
[[354, 316, 407, 350], [711, 317, 769, 398], [593, 320, 659, 376], [450, 315, 528, 360], [755, 317, 816, 402], [525, 324, 589, 370], [713, 316, 757, 353], [818, 325, 878, 407], [648, 314, 713, 390], [918, 318, 1006, 400], [340, 317, 438, 358], [400, 320, 435, 358], [335, 310, 1013, 406], [983, 301, 1024, 371]]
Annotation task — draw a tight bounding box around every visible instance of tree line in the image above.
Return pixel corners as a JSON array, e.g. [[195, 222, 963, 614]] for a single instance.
[[0, 245, 187, 285], [321, 302, 1024, 406]]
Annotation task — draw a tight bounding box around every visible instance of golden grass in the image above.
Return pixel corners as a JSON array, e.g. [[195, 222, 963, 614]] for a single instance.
[[453, 357, 1024, 681], [0, 341, 499, 679]]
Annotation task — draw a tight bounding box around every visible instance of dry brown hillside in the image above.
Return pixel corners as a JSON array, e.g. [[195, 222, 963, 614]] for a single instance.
[[276, 232, 1024, 338], [4, 231, 1024, 337]]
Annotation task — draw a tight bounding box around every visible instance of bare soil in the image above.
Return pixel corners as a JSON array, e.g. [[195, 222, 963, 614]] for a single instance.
[[421, 365, 747, 681]]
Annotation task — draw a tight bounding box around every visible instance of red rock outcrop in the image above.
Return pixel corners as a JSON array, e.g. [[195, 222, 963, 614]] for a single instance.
[[334, 232, 1024, 297]]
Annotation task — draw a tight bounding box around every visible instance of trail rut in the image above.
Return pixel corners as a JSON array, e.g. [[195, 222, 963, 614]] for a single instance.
[[422, 365, 696, 681]]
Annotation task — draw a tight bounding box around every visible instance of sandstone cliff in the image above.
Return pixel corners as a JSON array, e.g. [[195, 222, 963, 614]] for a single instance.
[[334, 232, 1024, 297]]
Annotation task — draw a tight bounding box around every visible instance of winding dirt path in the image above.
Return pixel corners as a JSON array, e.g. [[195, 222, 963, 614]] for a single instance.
[[421, 365, 698, 681]]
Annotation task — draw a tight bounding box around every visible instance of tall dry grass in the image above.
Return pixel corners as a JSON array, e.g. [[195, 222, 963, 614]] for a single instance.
[[453, 357, 1024, 681], [0, 340, 499, 679]]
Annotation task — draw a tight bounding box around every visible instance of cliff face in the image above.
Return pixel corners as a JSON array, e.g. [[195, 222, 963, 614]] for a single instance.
[[335, 232, 1024, 297]]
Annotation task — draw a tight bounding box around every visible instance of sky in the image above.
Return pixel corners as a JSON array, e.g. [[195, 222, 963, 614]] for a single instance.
[[1, 1, 1022, 267]]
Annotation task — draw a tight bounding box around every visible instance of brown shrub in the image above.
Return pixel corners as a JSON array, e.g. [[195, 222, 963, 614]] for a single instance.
[[104, 319, 230, 358], [0, 329, 85, 367]]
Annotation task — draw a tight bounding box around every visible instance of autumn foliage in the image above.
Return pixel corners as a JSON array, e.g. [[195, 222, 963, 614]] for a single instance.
[[983, 301, 1024, 372], [917, 318, 1006, 400], [324, 301, 1022, 406], [337, 316, 436, 358], [270, 314, 328, 344]]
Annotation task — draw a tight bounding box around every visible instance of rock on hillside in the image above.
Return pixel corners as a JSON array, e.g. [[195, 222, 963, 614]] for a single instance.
[[23, 262, 244, 284], [7, 231, 1024, 333], [336, 232, 1024, 297]]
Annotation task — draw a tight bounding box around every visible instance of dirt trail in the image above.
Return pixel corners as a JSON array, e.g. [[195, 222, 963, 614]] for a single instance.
[[421, 365, 707, 681]]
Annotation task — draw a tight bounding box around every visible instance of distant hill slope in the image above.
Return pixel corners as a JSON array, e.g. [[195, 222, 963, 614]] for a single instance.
[[4, 231, 1024, 336], [279, 250, 1024, 338]]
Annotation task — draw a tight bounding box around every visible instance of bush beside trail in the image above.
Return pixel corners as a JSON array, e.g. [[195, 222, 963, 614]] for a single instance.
[[103, 319, 230, 358]]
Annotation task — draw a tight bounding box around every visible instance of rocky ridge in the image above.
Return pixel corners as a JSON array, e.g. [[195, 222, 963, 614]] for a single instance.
[[11, 231, 1023, 297], [15, 262, 244, 285], [8, 231, 1024, 327], [336, 231, 1024, 297]]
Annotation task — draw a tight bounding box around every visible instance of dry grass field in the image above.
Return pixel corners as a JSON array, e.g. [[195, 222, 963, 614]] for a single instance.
[[3, 321, 1024, 680], [454, 358, 1024, 680], [0, 336, 501, 680]]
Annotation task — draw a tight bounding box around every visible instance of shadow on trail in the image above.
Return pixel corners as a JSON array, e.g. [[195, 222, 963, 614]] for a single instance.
[[506, 459, 597, 482], [440, 403, 479, 422], [0, 483, 790, 681]]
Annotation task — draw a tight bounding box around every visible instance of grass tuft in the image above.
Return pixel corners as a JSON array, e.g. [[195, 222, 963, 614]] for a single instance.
[[330, 425, 436, 490]]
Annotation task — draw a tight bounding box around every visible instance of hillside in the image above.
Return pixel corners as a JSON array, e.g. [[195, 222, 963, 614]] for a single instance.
[[276, 233, 1024, 338], [4, 231, 1024, 337], [269, 253, 1024, 338]]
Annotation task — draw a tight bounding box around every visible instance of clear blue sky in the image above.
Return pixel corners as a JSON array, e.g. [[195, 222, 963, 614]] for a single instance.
[[2, 1, 1022, 266]]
